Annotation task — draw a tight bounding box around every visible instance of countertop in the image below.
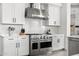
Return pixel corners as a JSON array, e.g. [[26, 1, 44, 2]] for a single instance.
[[25, 33, 54, 35], [25, 34, 43, 35], [68, 35, 79, 38]]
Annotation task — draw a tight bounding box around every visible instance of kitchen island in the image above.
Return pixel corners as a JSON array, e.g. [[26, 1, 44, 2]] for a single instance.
[[68, 35, 79, 56]]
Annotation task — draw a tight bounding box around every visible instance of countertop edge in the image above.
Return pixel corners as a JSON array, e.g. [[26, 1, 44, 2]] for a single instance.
[[68, 36, 79, 38]]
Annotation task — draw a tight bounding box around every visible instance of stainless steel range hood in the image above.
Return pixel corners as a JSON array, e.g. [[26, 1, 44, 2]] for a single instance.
[[25, 3, 48, 19]]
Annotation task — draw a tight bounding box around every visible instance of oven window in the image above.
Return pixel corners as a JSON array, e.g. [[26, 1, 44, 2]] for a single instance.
[[32, 43, 38, 49], [40, 42, 52, 48]]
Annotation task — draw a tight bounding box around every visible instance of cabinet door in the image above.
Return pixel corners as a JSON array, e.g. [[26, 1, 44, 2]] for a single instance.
[[48, 4, 60, 26], [53, 35, 64, 51], [14, 3, 25, 24], [18, 35, 29, 56], [54, 6, 60, 25], [40, 3, 48, 10], [58, 35, 64, 49], [3, 37, 17, 56], [48, 4, 55, 25], [53, 36, 59, 51], [2, 3, 14, 24], [68, 39, 79, 56]]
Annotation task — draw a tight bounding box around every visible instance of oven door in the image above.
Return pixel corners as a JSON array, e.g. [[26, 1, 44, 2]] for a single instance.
[[30, 42, 40, 55], [40, 41, 52, 54], [40, 41, 52, 48], [32, 42, 38, 50]]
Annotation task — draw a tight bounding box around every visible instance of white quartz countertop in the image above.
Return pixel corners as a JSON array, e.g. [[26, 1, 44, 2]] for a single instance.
[[68, 35, 79, 38]]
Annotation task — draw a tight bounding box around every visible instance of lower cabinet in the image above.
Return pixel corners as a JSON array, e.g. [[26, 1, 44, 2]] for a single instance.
[[68, 38, 79, 56], [18, 35, 29, 56], [52, 34, 64, 51], [2, 35, 29, 56], [3, 37, 17, 56]]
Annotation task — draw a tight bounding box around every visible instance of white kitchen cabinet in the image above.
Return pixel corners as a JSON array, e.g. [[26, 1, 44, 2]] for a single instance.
[[18, 35, 29, 56], [48, 4, 61, 26], [3, 37, 17, 56], [1, 4, 14, 24], [0, 35, 29, 56], [40, 3, 48, 10], [0, 3, 25, 24], [57, 35, 64, 49], [52, 35, 59, 51], [52, 34, 64, 51], [14, 3, 25, 24]]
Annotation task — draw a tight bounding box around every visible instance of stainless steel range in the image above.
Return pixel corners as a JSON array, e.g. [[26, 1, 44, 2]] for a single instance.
[[29, 34, 52, 55]]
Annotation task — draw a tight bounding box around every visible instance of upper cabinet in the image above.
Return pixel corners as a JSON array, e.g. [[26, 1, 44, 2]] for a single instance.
[[48, 4, 61, 26], [40, 3, 48, 17], [1, 4, 14, 24], [0, 3, 25, 24], [14, 3, 25, 24]]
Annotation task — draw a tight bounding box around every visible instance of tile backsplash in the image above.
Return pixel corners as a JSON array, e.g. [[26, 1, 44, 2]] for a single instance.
[[24, 18, 45, 34], [0, 19, 60, 35], [0, 24, 23, 35], [24, 18, 60, 34]]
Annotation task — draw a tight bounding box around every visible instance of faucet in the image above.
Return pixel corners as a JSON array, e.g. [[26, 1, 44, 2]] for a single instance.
[[8, 26, 15, 36]]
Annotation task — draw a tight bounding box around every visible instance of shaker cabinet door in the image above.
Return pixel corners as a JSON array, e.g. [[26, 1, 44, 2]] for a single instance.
[[53, 36, 59, 51], [48, 4, 60, 26], [18, 35, 29, 56], [48, 4, 55, 25], [54, 6, 60, 25], [52, 35, 64, 51], [58, 35, 64, 49], [3, 37, 17, 56], [2, 4, 14, 24], [14, 3, 25, 24], [1, 3, 25, 24]]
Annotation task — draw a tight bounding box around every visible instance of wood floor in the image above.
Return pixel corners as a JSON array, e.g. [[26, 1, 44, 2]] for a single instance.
[[32, 50, 68, 56]]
